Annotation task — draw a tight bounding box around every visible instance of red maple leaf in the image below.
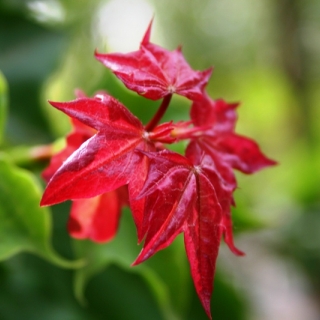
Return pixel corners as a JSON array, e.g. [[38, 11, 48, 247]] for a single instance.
[[187, 140, 244, 257], [95, 20, 212, 101], [40, 93, 149, 205], [40, 92, 178, 240], [67, 186, 128, 243], [191, 93, 277, 174], [42, 118, 95, 182], [132, 149, 224, 319], [189, 93, 276, 255], [41, 19, 277, 319], [42, 101, 128, 243]]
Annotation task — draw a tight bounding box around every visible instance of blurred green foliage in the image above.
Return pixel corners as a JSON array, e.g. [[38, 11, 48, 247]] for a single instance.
[[0, 71, 8, 144], [0, 156, 82, 268], [0, 0, 319, 319]]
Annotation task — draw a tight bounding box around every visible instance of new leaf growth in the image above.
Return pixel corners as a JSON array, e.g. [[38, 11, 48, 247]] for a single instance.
[[41, 21, 276, 319]]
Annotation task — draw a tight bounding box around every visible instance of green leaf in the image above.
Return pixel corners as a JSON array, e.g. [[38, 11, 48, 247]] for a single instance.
[[0, 71, 8, 145], [73, 209, 190, 320], [145, 235, 191, 317], [0, 156, 82, 268]]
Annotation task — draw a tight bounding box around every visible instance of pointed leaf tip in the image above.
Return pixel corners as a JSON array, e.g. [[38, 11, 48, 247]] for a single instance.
[[141, 18, 154, 45], [203, 301, 213, 320], [225, 234, 245, 256], [95, 28, 212, 101], [131, 256, 141, 267]]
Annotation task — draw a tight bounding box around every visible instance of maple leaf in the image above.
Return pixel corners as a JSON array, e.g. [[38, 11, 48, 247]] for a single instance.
[[40, 93, 148, 206], [39, 18, 278, 319], [95, 20, 212, 101], [40, 92, 178, 241], [187, 140, 244, 256], [68, 186, 128, 243], [132, 149, 224, 319], [42, 106, 128, 242], [191, 93, 277, 174], [42, 118, 95, 182], [189, 93, 276, 255]]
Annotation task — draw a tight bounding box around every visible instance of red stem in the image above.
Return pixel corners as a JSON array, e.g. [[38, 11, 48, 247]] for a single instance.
[[145, 94, 172, 132]]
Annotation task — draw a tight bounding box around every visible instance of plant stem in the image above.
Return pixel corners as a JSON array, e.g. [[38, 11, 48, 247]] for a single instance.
[[145, 94, 172, 132]]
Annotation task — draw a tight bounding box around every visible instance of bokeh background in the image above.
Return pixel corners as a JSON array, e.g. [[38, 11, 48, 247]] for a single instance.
[[0, 0, 320, 319]]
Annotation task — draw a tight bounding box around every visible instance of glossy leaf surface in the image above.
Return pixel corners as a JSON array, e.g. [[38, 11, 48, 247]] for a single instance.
[[41, 93, 148, 206], [191, 93, 276, 174], [39, 20, 277, 318], [133, 150, 223, 319], [95, 22, 212, 101], [190, 93, 276, 256], [73, 209, 189, 320], [186, 141, 244, 256], [40, 92, 177, 242], [42, 118, 95, 182], [42, 114, 128, 243], [68, 187, 128, 243]]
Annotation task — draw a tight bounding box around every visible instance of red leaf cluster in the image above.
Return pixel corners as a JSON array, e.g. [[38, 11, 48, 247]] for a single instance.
[[41, 21, 276, 319]]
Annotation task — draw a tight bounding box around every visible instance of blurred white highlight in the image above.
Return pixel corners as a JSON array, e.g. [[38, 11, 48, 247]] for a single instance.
[[94, 0, 154, 52], [27, 0, 65, 23]]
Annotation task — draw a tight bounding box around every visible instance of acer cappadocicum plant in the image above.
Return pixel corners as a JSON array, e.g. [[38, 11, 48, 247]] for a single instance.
[[40, 20, 276, 319]]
